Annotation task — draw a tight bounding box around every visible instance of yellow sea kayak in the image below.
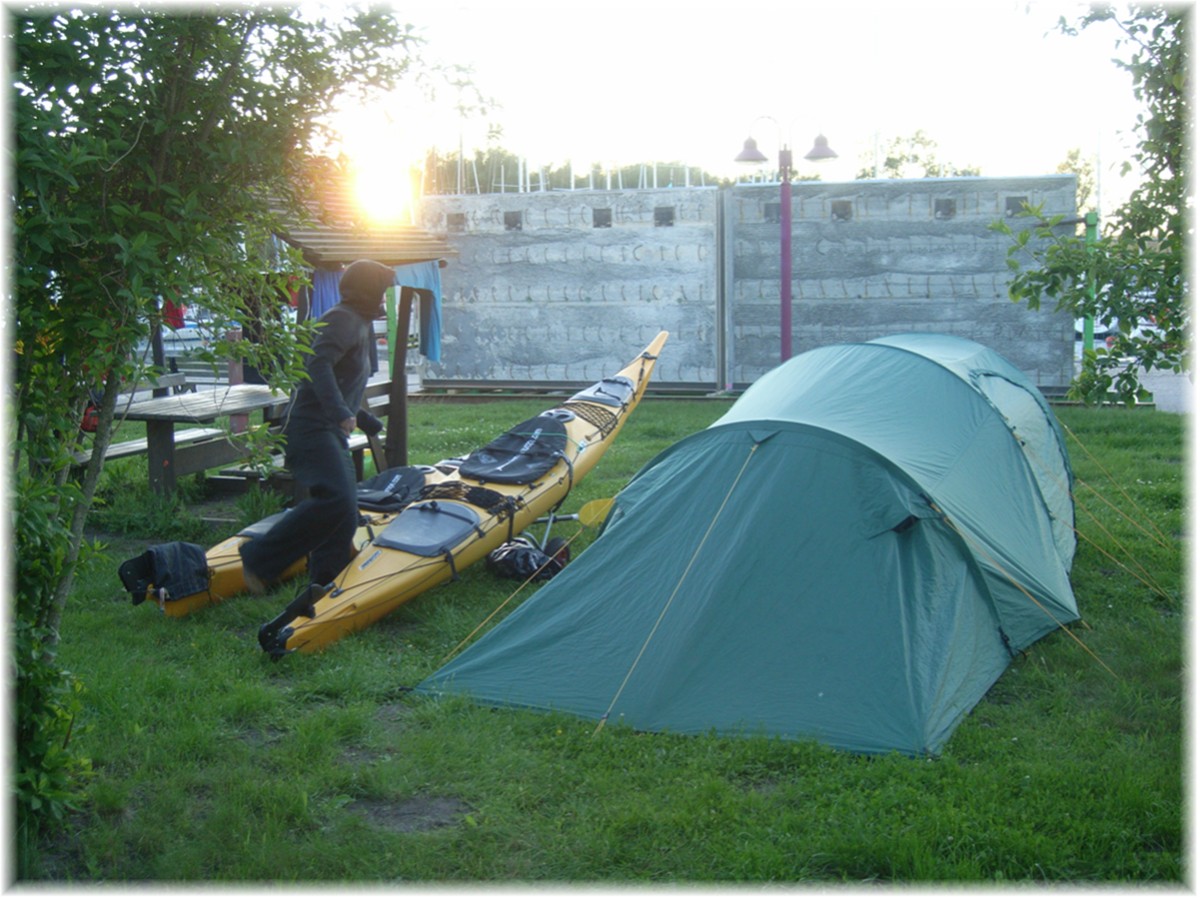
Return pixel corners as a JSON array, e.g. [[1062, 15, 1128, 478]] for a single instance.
[[258, 331, 669, 659]]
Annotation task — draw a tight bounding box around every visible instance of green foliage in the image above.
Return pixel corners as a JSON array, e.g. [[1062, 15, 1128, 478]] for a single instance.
[[855, 130, 981, 179], [1057, 147, 1098, 213], [992, 5, 1189, 404], [12, 3, 422, 479], [86, 464, 215, 543], [14, 618, 92, 865], [13, 9, 417, 466], [234, 483, 289, 532], [13, 477, 93, 872]]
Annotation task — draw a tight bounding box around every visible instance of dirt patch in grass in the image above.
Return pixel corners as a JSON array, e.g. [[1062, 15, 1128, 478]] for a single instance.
[[374, 701, 412, 724], [87, 530, 149, 566], [238, 725, 286, 748], [347, 796, 471, 833], [338, 745, 384, 767]]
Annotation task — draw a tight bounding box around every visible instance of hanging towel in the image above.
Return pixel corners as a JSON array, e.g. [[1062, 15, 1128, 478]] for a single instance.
[[394, 261, 443, 363], [310, 263, 400, 374], [418, 290, 442, 364], [311, 267, 343, 319], [311, 263, 437, 361]]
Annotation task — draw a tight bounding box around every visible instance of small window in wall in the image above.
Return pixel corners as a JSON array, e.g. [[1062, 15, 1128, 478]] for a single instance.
[[764, 202, 781, 224], [831, 200, 853, 222], [654, 206, 675, 227], [446, 212, 467, 232], [593, 208, 613, 228], [504, 210, 523, 231], [1005, 196, 1028, 217], [934, 199, 957, 220]]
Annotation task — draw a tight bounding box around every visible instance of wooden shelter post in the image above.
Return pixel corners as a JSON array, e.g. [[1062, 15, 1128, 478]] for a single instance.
[[384, 287, 415, 467]]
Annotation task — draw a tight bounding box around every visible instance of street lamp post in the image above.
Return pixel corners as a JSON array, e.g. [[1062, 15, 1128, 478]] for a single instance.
[[736, 128, 837, 362]]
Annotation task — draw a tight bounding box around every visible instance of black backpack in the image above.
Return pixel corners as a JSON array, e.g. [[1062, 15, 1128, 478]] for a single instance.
[[485, 536, 570, 582]]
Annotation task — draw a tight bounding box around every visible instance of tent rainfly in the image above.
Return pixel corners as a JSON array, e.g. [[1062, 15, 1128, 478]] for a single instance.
[[417, 334, 1079, 756]]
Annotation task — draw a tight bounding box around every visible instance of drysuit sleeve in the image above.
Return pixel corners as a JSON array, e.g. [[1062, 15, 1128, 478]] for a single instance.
[[305, 310, 359, 426], [356, 409, 384, 436]]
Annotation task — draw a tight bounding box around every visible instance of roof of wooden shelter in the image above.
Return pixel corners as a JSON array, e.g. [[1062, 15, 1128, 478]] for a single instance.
[[272, 164, 455, 268]]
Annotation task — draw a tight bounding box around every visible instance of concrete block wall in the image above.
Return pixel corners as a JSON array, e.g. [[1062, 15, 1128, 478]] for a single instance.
[[726, 175, 1077, 387], [418, 174, 1076, 391], [419, 188, 720, 385]]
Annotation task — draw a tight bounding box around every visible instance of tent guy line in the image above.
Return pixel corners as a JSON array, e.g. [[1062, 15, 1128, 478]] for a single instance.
[[931, 500, 1117, 680], [593, 441, 761, 737], [1061, 421, 1174, 549], [441, 518, 591, 666], [1072, 498, 1170, 600]]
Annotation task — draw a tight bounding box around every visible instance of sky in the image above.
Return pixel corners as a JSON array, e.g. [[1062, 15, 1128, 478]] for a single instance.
[[332, 0, 1145, 218]]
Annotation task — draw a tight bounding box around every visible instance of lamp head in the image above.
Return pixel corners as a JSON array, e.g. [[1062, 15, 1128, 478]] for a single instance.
[[804, 134, 838, 161], [734, 137, 770, 164]]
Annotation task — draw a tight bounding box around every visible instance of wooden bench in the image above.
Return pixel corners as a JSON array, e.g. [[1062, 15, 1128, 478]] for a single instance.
[[126, 371, 192, 395], [169, 356, 230, 388], [209, 373, 401, 495], [73, 426, 227, 468], [217, 432, 372, 474], [119, 290, 417, 494], [81, 373, 408, 496], [105, 372, 194, 412]]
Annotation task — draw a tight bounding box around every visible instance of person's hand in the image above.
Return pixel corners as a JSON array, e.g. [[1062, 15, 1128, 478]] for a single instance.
[[340, 417, 355, 436], [356, 410, 384, 436]]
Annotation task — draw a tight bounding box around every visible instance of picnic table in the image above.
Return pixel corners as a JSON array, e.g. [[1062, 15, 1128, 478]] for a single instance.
[[119, 384, 289, 494]]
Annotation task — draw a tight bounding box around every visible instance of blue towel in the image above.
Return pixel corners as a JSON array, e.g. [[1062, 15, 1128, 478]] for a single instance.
[[394, 261, 443, 363], [311, 267, 343, 319]]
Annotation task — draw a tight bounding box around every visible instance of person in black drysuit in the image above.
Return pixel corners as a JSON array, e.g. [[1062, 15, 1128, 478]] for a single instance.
[[240, 259, 393, 602]]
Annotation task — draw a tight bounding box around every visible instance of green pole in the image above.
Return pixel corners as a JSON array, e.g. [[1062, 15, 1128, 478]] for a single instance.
[[385, 287, 398, 374], [1083, 211, 1098, 355]]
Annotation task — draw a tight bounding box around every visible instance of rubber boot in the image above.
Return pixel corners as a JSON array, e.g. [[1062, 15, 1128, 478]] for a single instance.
[[257, 582, 329, 660]]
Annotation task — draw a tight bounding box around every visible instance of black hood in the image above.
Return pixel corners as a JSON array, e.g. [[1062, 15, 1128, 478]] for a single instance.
[[339, 259, 395, 318]]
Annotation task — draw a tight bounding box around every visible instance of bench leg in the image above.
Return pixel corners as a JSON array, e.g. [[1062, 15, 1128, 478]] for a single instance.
[[146, 421, 177, 494]]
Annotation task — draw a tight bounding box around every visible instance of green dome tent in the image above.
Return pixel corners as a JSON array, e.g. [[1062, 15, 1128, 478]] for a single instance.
[[418, 334, 1079, 756]]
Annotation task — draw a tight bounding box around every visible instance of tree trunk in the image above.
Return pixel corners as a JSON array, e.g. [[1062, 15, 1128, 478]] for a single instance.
[[40, 366, 124, 646]]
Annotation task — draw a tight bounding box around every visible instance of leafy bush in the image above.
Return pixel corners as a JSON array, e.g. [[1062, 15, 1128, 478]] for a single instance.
[[13, 477, 93, 875]]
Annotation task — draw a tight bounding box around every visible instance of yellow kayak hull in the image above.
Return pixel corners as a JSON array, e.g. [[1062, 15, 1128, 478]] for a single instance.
[[267, 331, 669, 657]]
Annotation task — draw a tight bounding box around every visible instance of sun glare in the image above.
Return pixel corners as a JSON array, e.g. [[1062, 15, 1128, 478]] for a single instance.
[[333, 101, 422, 225], [352, 159, 414, 225]]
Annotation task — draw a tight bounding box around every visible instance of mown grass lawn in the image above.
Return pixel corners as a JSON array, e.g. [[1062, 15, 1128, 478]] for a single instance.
[[35, 398, 1184, 885]]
